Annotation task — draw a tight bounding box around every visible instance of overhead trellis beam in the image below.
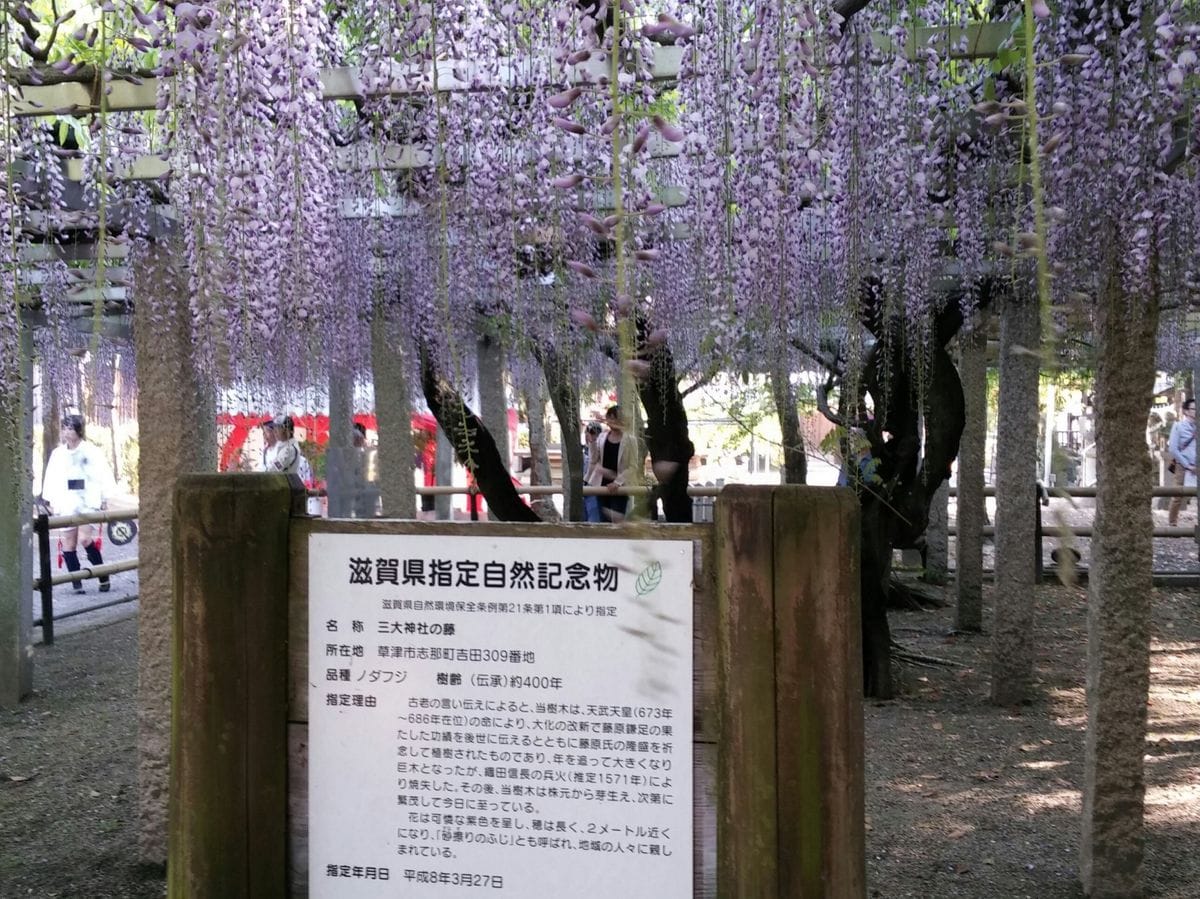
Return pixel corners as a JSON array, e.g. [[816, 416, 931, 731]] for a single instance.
[[17, 286, 128, 304], [8, 24, 1016, 120], [24, 266, 129, 284], [62, 133, 683, 183], [339, 184, 689, 220], [19, 242, 131, 262]]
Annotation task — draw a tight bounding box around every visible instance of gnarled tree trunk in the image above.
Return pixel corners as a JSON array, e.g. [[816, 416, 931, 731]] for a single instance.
[[420, 349, 539, 523], [631, 314, 694, 523], [771, 362, 807, 485], [533, 342, 585, 522]]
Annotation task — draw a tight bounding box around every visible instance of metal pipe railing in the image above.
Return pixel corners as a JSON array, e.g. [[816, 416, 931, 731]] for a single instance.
[[31, 506, 140, 645], [28, 480, 1195, 644]]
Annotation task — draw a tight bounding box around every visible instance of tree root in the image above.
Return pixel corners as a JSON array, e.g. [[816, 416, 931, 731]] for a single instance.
[[887, 577, 950, 611], [890, 642, 965, 669]]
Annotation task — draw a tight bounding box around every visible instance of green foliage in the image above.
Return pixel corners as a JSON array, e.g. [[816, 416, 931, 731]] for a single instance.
[[120, 435, 139, 495], [300, 439, 327, 482]]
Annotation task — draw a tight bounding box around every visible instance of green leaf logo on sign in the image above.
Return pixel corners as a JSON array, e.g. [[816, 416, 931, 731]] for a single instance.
[[635, 561, 663, 597]]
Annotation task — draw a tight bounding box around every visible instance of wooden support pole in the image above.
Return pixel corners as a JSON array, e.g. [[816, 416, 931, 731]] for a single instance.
[[772, 487, 864, 897], [716, 486, 779, 897], [715, 485, 864, 897], [169, 474, 303, 899]]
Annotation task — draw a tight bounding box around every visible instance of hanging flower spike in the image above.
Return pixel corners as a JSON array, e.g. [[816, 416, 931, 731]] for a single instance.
[[652, 115, 685, 143], [570, 309, 600, 332], [553, 117, 587, 136], [548, 87, 583, 110], [625, 359, 653, 378], [615, 293, 634, 317], [551, 174, 585, 189], [631, 123, 652, 154], [634, 248, 661, 261], [600, 114, 620, 135], [644, 328, 668, 347], [566, 49, 592, 65], [1041, 132, 1066, 154], [580, 213, 610, 236], [643, 202, 666, 216], [566, 260, 598, 278], [1032, 0, 1051, 20], [602, 214, 620, 228]]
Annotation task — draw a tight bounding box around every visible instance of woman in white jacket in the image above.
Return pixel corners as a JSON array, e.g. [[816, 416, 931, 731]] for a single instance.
[[38, 414, 116, 593], [586, 405, 639, 522]]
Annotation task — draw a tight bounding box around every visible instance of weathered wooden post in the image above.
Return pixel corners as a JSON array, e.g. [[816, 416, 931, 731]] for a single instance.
[[169, 473, 303, 898], [715, 485, 864, 897]]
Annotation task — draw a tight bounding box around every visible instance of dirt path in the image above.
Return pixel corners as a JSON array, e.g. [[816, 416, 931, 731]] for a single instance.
[[0, 614, 164, 899], [866, 583, 1200, 898], [1, 585, 1197, 897]]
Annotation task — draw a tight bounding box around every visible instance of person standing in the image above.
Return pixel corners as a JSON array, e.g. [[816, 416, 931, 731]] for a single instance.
[[259, 417, 278, 471], [582, 420, 604, 523], [1167, 397, 1196, 526], [269, 415, 303, 475], [37, 414, 116, 593], [587, 405, 638, 523], [351, 422, 379, 517]]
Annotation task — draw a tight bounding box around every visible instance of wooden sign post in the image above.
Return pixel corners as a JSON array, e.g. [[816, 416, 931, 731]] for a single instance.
[[168, 479, 863, 898]]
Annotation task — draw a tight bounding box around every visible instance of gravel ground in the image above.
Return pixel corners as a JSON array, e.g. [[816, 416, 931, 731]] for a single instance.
[[867, 582, 1200, 898]]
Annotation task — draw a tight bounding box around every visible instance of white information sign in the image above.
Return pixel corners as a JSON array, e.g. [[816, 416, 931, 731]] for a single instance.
[[308, 533, 694, 898]]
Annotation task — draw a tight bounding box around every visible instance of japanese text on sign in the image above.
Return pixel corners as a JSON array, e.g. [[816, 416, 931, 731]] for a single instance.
[[308, 533, 694, 899]]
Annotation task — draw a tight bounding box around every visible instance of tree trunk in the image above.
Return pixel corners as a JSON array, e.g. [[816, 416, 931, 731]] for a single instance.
[[771, 364, 807, 485], [632, 315, 694, 522], [134, 242, 217, 862], [41, 376, 59, 473], [477, 330, 509, 471], [325, 370, 354, 518], [522, 379, 560, 521], [420, 349, 540, 523], [955, 322, 987, 631], [370, 308, 416, 519], [922, 481, 949, 584], [534, 343, 585, 522], [1079, 270, 1159, 898], [434, 428, 453, 520], [990, 291, 1041, 705], [0, 322, 34, 708]]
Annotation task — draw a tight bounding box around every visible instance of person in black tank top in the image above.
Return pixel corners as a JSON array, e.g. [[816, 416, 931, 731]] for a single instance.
[[594, 406, 629, 522]]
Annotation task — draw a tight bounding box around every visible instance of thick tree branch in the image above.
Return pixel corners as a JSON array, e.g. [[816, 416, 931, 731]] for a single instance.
[[419, 348, 541, 523], [679, 366, 719, 399], [832, 0, 874, 29], [790, 335, 842, 375]]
